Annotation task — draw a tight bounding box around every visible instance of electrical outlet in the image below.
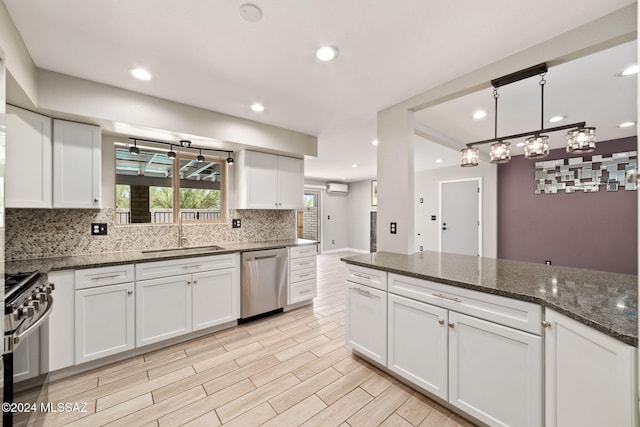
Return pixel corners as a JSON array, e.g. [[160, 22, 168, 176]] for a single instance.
[[419, 198, 424, 203], [91, 223, 107, 236], [232, 219, 241, 228], [390, 222, 397, 234], [332, 239, 335, 244], [431, 215, 436, 221], [328, 215, 331, 220], [545, 260, 552, 265], [419, 245, 423, 251]]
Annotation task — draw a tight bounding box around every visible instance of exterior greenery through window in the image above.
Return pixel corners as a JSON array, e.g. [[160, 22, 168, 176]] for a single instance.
[[115, 145, 225, 224]]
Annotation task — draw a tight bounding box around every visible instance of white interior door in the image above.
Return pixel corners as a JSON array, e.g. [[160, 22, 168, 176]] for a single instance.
[[440, 178, 481, 256]]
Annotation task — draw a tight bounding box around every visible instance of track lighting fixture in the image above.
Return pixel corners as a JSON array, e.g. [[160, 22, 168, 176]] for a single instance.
[[129, 140, 140, 156], [128, 137, 235, 165], [167, 144, 176, 159], [460, 63, 596, 166]]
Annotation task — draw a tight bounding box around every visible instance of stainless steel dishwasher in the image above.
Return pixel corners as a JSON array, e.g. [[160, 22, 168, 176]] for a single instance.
[[241, 247, 288, 320]]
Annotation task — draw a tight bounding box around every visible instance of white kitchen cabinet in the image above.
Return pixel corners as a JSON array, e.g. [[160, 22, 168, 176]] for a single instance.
[[449, 311, 542, 427], [135, 254, 240, 347], [13, 329, 40, 383], [136, 275, 192, 347], [346, 281, 387, 365], [544, 309, 638, 427], [5, 105, 52, 208], [387, 294, 448, 400], [75, 282, 134, 363], [47, 270, 75, 371], [235, 150, 304, 209], [288, 245, 317, 305], [192, 268, 239, 331], [53, 119, 101, 208]]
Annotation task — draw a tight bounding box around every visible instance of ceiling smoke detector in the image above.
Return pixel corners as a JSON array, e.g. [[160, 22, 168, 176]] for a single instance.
[[239, 4, 262, 22]]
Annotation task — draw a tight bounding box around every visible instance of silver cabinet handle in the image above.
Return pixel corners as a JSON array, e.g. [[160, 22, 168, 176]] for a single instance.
[[94, 198, 99, 202], [187, 281, 191, 285], [91, 274, 120, 281], [433, 293, 462, 303], [193, 279, 198, 284], [298, 273, 312, 278], [127, 290, 133, 295], [438, 319, 445, 325], [300, 289, 312, 294], [542, 321, 551, 328], [448, 322, 455, 328], [353, 273, 372, 280], [354, 287, 372, 296], [182, 264, 202, 269]]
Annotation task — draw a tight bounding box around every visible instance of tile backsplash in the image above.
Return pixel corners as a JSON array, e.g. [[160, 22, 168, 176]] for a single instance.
[[6, 208, 296, 260]]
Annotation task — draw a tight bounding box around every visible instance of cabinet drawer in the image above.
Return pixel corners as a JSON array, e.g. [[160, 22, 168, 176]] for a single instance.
[[389, 273, 541, 335], [290, 244, 317, 259], [136, 253, 238, 281], [290, 267, 316, 284], [290, 255, 316, 271], [75, 264, 135, 290], [289, 279, 317, 304], [346, 265, 387, 291]]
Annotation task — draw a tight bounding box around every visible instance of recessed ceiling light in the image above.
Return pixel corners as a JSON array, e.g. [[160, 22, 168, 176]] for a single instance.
[[473, 110, 487, 119], [620, 65, 638, 76], [516, 142, 526, 147], [435, 159, 443, 163], [549, 115, 565, 123], [618, 121, 636, 128], [250, 103, 265, 112], [341, 177, 347, 180], [316, 46, 338, 62], [371, 139, 379, 146], [351, 163, 358, 168], [239, 3, 262, 22], [129, 68, 152, 81]]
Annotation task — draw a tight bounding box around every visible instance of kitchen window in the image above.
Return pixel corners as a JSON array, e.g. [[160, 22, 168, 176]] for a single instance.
[[115, 146, 225, 224]]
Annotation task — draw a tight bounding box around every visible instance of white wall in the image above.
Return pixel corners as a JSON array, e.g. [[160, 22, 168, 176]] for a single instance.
[[414, 163, 497, 257], [347, 179, 377, 252]]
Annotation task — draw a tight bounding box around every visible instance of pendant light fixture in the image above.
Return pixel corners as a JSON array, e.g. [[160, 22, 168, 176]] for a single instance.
[[460, 63, 595, 166], [197, 148, 205, 163], [129, 140, 140, 156], [226, 152, 234, 165]]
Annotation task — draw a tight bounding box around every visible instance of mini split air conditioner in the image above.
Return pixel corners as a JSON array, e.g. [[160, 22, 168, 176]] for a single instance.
[[326, 183, 349, 194]]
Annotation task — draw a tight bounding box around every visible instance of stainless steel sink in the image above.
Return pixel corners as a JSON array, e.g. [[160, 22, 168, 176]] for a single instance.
[[142, 245, 225, 254]]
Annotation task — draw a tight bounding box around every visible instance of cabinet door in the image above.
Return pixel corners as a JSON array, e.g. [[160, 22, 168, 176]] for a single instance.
[[75, 282, 134, 363], [448, 312, 542, 427], [346, 281, 387, 365], [136, 275, 191, 347], [5, 106, 52, 208], [239, 151, 278, 209], [388, 294, 448, 400], [48, 270, 75, 371], [53, 119, 101, 208], [192, 268, 239, 331], [545, 309, 637, 427], [13, 329, 39, 383], [276, 155, 304, 209]]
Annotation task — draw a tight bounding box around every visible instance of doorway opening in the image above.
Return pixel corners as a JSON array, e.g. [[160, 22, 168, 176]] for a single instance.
[[297, 190, 321, 244]]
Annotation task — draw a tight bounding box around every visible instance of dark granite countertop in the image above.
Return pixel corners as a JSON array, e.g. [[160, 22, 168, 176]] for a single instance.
[[5, 239, 317, 274], [341, 251, 637, 347]]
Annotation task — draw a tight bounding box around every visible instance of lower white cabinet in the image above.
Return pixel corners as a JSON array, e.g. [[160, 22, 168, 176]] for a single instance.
[[388, 294, 448, 400], [135, 255, 240, 347], [13, 330, 40, 383], [288, 245, 317, 305], [345, 281, 387, 365], [48, 270, 75, 371], [544, 309, 638, 427], [75, 282, 135, 363], [136, 275, 191, 347], [448, 311, 542, 427]]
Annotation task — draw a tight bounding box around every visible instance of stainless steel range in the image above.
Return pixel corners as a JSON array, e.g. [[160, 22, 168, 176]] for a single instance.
[[3, 271, 54, 426]]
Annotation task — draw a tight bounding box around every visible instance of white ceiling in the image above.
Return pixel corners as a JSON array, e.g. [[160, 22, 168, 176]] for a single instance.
[[3, 0, 637, 181]]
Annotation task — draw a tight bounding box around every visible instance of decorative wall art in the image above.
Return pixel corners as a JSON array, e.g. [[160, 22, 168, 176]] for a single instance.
[[534, 151, 637, 194]]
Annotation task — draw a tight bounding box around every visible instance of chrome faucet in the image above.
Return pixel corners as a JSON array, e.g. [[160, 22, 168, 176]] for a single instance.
[[178, 214, 187, 247]]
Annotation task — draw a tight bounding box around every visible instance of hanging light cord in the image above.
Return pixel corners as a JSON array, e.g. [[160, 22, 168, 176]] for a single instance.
[[539, 72, 546, 131], [493, 87, 499, 140]]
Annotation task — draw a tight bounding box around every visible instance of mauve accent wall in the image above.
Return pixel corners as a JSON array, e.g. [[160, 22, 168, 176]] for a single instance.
[[497, 136, 637, 274]]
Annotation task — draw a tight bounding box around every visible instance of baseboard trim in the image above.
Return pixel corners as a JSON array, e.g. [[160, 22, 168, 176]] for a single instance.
[[321, 248, 370, 254]]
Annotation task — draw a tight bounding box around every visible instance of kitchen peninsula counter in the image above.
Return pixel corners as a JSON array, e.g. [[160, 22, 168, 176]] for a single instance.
[[341, 251, 637, 346], [5, 238, 317, 275]]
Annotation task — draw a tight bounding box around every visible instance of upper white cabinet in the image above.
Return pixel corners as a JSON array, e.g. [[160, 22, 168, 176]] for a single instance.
[[53, 119, 102, 208], [5, 106, 52, 208], [5, 108, 101, 209], [236, 150, 303, 209], [544, 309, 638, 427]]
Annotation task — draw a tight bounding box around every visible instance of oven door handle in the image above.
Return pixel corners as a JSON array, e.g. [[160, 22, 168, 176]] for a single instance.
[[14, 295, 54, 346]]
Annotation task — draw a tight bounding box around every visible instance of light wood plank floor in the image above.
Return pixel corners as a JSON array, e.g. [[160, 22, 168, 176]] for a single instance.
[[35, 252, 477, 427]]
